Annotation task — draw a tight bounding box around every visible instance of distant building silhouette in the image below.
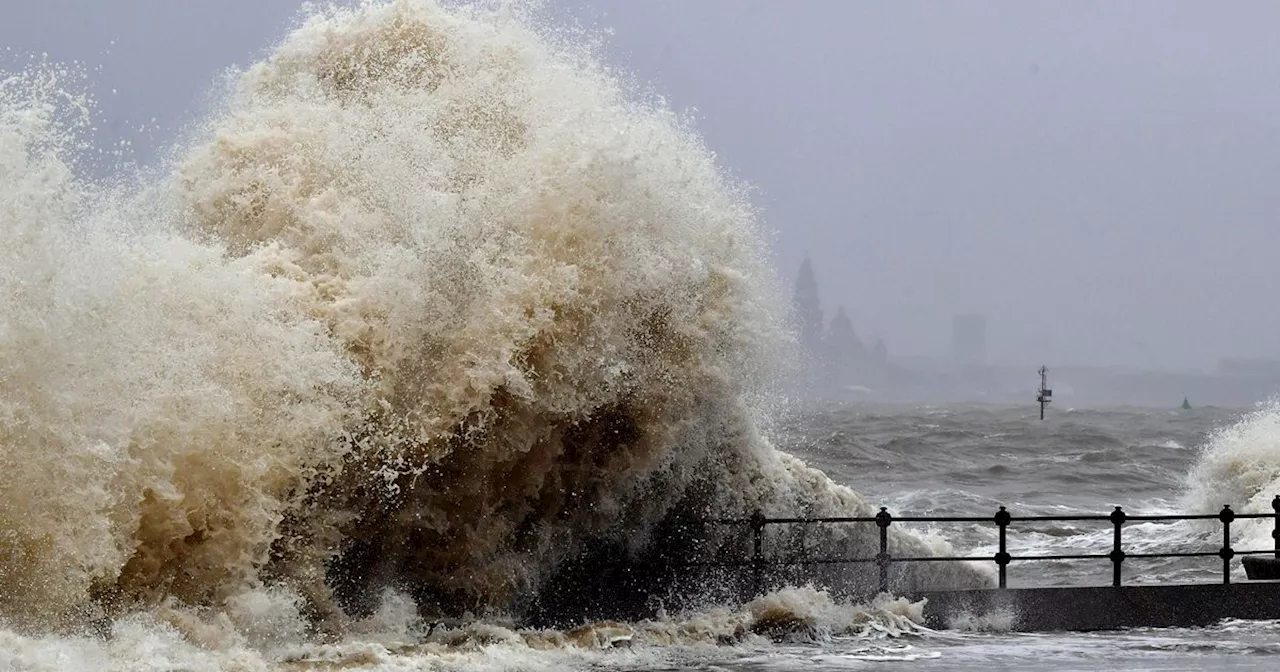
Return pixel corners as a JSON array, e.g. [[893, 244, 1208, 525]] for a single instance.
[[871, 338, 888, 366], [793, 256, 824, 352], [792, 257, 897, 395], [951, 314, 987, 366], [827, 307, 865, 359], [825, 306, 866, 387]]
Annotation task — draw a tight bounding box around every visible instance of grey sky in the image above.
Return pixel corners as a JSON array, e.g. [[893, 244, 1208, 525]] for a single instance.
[[5, 1, 1279, 370]]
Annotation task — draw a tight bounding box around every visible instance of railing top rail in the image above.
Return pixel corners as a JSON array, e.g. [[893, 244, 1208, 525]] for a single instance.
[[607, 548, 1280, 570], [697, 511, 1277, 526]]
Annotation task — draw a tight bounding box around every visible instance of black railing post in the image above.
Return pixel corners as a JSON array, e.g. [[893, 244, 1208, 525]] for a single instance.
[[1272, 494, 1280, 559], [1109, 506, 1126, 587], [1219, 504, 1235, 584], [875, 507, 892, 593], [750, 509, 765, 597], [994, 506, 1012, 589]]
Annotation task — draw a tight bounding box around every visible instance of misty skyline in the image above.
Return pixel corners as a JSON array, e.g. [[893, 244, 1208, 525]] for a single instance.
[[6, 1, 1280, 370]]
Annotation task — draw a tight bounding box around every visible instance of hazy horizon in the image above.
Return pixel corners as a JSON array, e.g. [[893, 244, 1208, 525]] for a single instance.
[[6, 0, 1279, 371]]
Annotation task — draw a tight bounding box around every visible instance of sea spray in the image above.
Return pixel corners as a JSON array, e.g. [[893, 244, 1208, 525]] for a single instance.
[[0, 0, 987, 643], [0, 585, 936, 671], [1183, 399, 1280, 553], [0, 57, 366, 629]]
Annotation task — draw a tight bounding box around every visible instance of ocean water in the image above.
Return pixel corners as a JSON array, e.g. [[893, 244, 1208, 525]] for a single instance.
[[3, 1, 1280, 670], [8, 402, 1280, 671], [754, 402, 1280, 671], [780, 403, 1273, 589]]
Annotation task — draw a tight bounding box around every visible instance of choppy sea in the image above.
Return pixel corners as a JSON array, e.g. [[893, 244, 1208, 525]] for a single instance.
[[708, 401, 1280, 671]]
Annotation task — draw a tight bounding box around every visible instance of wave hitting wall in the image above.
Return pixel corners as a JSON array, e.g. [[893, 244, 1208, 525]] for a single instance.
[[0, 0, 984, 635]]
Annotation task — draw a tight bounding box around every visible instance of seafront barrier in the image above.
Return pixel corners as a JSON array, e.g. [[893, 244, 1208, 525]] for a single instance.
[[530, 496, 1280, 631], [719, 496, 1280, 593]]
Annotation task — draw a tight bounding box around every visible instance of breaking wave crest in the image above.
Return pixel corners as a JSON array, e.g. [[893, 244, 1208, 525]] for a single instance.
[[0, 0, 985, 651], [1183, 399, 1280, 551]]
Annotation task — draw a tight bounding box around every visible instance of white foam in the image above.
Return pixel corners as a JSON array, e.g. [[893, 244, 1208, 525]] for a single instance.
[[1183, 400, 1280, 551], [0, 0, 988, 665]]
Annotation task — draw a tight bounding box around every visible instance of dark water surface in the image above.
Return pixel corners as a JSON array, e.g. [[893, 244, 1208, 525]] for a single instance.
[[777, 403, 1252, 588], [684, 401, 1280, 671]]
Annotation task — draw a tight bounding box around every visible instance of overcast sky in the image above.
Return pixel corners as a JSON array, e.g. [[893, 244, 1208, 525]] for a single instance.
[[5, 1, 1280, 370]]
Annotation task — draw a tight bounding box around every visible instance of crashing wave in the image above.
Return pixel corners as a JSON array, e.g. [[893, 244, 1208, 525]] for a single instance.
[[0, 0, 986, 636], [1183, 399, 1280, 552]]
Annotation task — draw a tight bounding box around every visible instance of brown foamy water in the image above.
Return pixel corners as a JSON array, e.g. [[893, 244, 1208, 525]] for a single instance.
[[0, 1, 983, 664]]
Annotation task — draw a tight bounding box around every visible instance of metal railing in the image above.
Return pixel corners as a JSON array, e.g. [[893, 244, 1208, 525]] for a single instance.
[[692, 495, 1280, 595]]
